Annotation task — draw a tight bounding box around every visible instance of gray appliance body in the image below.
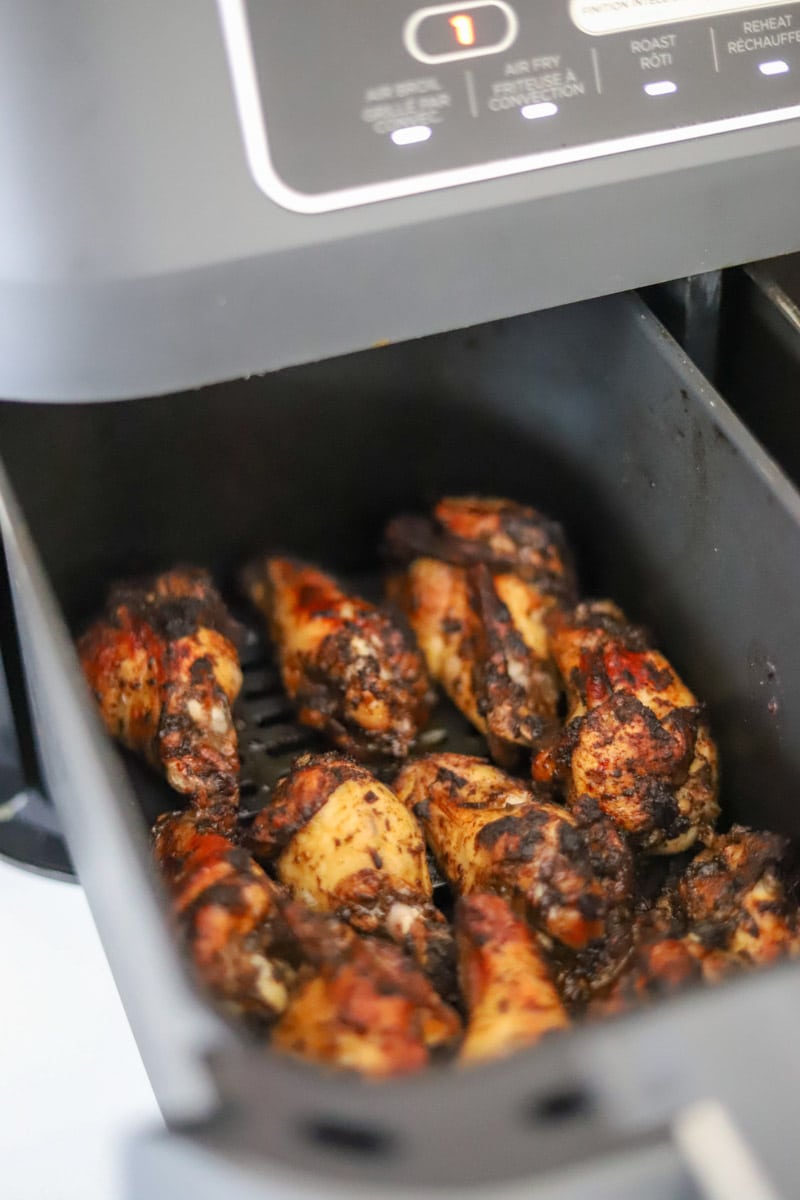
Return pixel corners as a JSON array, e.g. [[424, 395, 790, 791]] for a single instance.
[[3, 295, 800, 1198], [2, 0, 800, 401]]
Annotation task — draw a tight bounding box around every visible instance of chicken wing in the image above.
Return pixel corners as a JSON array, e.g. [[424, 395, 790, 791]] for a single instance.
[[667, 826, 800, 966], [153, 809, 294, 1023], [250, 752, 454, 993], [385, 497, 575, 764], [394, 753, 633, 993], [533, 600, 719, 853], [243, 557, 433, 759], [272, 908, 461, 1078], [457, 893, 568, 1065], [79, 567, 243, 815]]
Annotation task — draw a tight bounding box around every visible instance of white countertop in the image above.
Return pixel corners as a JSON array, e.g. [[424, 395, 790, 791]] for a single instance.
[[0, 858, 163, 1200]]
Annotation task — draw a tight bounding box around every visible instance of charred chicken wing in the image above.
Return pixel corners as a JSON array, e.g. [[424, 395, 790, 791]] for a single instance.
[[250, 752, 454, 992], [79, 568, 242, 814], [153, 809, 294, 1022], [534, 600, 719, 853], [272, 906, 461, 1077], [243, 558, 433, 758], [667, 826, 800, 966], [386, 497, 575, 764], [457, 893, 568, 1064], [394, 753, 633, 992]]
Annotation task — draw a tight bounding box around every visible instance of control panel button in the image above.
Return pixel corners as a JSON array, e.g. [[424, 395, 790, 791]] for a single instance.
[[404, 1, 519, 64]]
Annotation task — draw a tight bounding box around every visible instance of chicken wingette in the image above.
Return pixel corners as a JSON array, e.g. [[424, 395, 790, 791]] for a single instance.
[[243, 557, 433, 758], [272, 912, 461, 1078], [79, 568, 243, 816], [250, 752, 454, 993], [665, 826, 800, 966], [394, 753, 633, 994], [533, 600, 719, 854], [153, 809, 295, 1022], [457, 893, 568, 1064], [385, 497, 575, 764]]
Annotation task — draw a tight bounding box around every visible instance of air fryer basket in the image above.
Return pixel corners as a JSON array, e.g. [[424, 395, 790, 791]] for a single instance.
[[3, 291, 800, 1196]]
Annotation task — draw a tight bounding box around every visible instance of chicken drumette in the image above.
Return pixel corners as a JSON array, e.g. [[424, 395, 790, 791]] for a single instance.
[[243, 557, 433, 759], [79, 568, 243, 816], [457, 893, 568, 1064], [665, 825, 800, 966], [394, 753, 633, 995], [153, 809, 295, 1023], [273, 906, 461, 1077], [386, 497, 575, 765], [533, 600, 719, 853], [250, 752, 454, 994]]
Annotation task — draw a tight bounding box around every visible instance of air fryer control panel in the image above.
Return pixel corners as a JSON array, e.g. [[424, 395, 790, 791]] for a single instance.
[[165, 1, 800, 213]]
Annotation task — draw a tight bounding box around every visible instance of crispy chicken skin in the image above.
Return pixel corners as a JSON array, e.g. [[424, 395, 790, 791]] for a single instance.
[[272, 903, 461, 1077], [250, 753, 454, 991], [385, 496, 576, 588], [153, 809, 294, 1022], [533, 600, 719, 854], [243, 557, 433, 758], [385, 497, 575, 764], [79, 568, 243, 814], [667, 826, 800, 966], [589, 929, 702, 1018], [394, 753, 633, 992], [457, 894, 568, 1064]]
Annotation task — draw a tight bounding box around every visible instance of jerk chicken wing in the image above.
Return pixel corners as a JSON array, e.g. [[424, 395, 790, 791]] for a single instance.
[[386, 497, 575, 765], [394, 753, 633, 994], [666, 826, 800, 966], [457, 893, 568, 1064], [79, 568, 243, 816], [250, 752, 454, 993], [533, 600, 719, 854], [153, 809, 294, 1023], [243, 557, 433, 758], [272, 912, 461, 1078]]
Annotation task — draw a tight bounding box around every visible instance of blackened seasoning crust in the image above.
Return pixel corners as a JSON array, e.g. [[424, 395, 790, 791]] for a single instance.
[[243, 557, 434, 759], [79, 567, 243, 813], [395, 753, 633, 996], [534, 599, 719, 854]]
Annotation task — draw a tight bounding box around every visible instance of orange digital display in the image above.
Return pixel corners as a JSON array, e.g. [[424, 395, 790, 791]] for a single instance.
[[448, 13, 476, 46]]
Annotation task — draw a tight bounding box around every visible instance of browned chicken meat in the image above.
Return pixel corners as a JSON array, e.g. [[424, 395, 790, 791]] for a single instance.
[[272, 914, 461, 1078], [665, 826, 800, 966], [394, 753, 633, 994], [243, 557, 433, 758], [589, 928, 702, 1018], [533, 600, 719, 854], [457, 893, 568, 1064], [386, 497, 576, 764], [79, 568, 243, 815], [250, 752, 454, 993], [153, 809, 294, 1022]]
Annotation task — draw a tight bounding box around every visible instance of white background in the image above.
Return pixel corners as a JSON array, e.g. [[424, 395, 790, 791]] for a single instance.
[[0, 859, 163, 1200]]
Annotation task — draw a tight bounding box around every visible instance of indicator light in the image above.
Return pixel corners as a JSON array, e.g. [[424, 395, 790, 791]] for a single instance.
[[521, 102, 559, 119], [449, 13, 476, 45], [759, 59, 790, 75], [644, 80, 678, 95], [391, 125, 433, 145]]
